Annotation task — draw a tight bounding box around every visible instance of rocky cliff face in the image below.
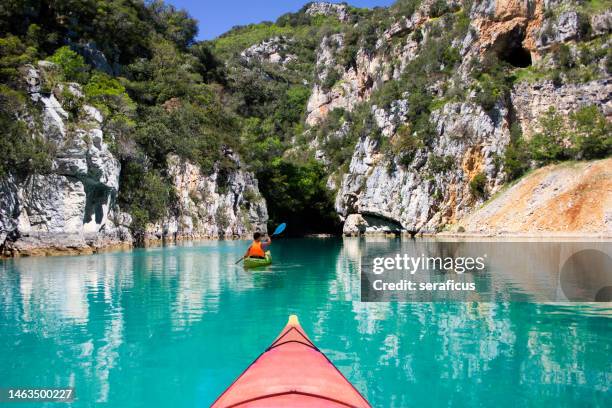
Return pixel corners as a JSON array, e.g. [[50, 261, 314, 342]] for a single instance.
[[241, 37, 297, 66], [512, 78, 612, 137], [0, 64, 268, 256], [0, 64, 129, 256], [301, 0, 611, 235], [337, 102, 509, 234], [305, 2, 350, 22], [144, 151, 268, 242]]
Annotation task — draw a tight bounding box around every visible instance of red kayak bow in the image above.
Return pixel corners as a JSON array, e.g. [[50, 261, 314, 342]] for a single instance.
[[211, 315, 371, 407]]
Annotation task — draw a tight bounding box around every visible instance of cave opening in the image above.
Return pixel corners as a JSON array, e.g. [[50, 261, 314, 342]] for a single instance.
[[500, 45, 532, 68], [495, 26, 532, 68]]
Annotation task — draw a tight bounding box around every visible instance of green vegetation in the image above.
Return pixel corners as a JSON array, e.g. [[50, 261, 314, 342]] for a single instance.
[[0, 85, 54, 177], [569, 105, 612, 159], [528, 108, 572, 163], [133, 99, 238, 175], [48, 46, 88, 82], [212, 24, 295, 59], [503, 124, 531, 181], [0, 35, 35, 84], [579, 0, 610, 15], [118, 161, 174, 235], [472, 54, 514, 111], [429, 155, 455, 174], [1, 0, 610, 239], [257, 158, 340, 233], [504, 106, 611, 180], [469, 172, 487, 198]]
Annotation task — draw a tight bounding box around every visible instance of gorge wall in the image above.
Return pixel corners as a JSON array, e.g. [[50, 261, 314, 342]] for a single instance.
[[0, 64, 267, 256], [298, 0, 611, 236], [1, 0, 610, 256]]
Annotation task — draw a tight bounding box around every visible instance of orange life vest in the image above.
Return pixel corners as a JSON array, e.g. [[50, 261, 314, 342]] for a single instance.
[[247, 241, 265, 258]]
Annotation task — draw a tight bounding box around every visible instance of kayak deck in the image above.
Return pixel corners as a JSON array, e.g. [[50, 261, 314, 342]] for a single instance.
[[211, 315, 371, 408], [243, 251, 272, 268]]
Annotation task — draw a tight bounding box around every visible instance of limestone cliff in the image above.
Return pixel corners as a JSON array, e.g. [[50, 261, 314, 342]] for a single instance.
[[300, 0, 611, 235], [337, 102, 509, 235], [0, 64, 268, 256], [143, 152, 268, 242], [0, 64, 129, 256]]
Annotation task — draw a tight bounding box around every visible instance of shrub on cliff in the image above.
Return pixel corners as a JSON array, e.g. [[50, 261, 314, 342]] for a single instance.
[[528, 108, 571, 163], [118, 161, 173, 235], [134, 100, 238, 175], [469, 172, 487, 199], [529, 106, 611, 164], [394, 124, 425, 167], [503, 124, 531, 180], [48, 46, 88, 82], [473, 55, 513, 111], [0, 35, 36, 85], [569, 105, 612, 160], [84, 73, 135, 116], [0, 86, 54, 177]]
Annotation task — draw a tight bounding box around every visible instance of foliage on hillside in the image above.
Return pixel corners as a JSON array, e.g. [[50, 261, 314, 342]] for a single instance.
[[1, 0, 610, 237], [0, 0, 232, 235], [205, 4, 367, 233]]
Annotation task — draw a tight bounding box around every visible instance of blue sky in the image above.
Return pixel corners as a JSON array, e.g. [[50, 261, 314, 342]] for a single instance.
[[166, 0, 396, 40]]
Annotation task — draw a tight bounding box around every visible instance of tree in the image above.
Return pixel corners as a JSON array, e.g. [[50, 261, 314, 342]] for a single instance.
[[569, 106, 612, 160], [48, 46, 88, 82], [528, 108, 571, 163], [0, 86, 54, 177]]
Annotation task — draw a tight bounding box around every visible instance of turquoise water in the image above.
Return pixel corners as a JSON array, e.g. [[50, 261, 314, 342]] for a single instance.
[[0, 238, 610, 407]]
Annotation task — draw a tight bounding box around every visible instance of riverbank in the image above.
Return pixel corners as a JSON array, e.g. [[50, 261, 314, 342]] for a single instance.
[[3, 231, 611, 259], [0, 234, 252, 258], [454, 159, 612, 236]]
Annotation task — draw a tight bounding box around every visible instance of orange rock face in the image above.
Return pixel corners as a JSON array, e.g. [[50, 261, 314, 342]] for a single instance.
[[458, 159, 612, 236], [472, 0, 544, 58]]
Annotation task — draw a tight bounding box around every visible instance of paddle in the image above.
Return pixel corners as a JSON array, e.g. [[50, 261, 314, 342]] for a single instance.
[[271, 223, 286, 236], [235, 223, 286, 264]]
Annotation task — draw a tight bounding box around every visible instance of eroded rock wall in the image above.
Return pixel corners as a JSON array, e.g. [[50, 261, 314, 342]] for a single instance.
[[143, 152, 268, 242], [307, 0, 611, 235], [0, 64, 130, 256], [336, 102, 509, 234]]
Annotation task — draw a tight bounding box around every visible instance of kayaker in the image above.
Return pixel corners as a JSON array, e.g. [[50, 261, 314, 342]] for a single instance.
[[244, 232, 271, 259]]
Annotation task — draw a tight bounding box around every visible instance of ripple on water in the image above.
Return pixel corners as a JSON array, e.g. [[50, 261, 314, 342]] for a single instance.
[[0, 239, 610, 407]]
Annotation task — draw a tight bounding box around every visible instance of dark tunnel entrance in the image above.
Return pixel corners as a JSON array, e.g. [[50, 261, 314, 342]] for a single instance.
[[494, 26, 532, 68], [499, 44, 532, 68]]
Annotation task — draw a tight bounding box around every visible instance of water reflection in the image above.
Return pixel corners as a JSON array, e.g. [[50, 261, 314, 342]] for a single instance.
[[0, 239, 610, 407]]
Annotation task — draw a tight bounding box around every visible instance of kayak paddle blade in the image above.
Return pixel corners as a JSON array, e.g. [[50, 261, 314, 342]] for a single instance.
[[272, 223, 286, 236]]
